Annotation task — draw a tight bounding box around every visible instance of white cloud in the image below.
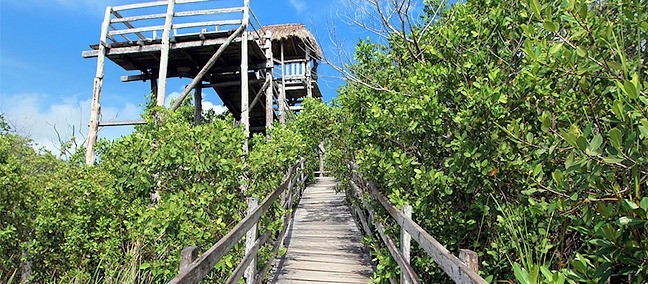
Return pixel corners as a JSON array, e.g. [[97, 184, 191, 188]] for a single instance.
[[0, 93, 140, 155], [289, 0, 307, 14], [203, 100, 227, 115], [165, 90, 227, 115]]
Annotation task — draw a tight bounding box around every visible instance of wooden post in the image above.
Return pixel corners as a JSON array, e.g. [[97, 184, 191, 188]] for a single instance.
[[241, 0, 250, 153], [20, 250, 31, 284], [306, 49, 313, 98], [150, 76, 158, 103], [245, 197, 258, 284], [85, 6, 113, 165], [400, 205, 412, 284], [318, 142, 325, 177], [459, 249, 479, 273], [278, 40, 287, 123], [194, 84, 202, 125], [180, 246, 199, 273], [157, 0, 175, 106], [264, 32, 274, 133]]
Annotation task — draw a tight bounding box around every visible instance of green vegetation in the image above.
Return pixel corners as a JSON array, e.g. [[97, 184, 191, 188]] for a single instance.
[[0, 103, 324, 283], [2, 0, 647, 283], [319, 0, 647, 283]]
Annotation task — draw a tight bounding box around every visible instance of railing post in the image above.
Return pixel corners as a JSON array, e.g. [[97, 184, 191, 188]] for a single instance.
[[459, 249, 479, 273], [318, 142, 325, 177], [245, 197, 259, 284], [179, 246, 199, 273], [400, 205, 412, 284], [20, 249, 31, 284]]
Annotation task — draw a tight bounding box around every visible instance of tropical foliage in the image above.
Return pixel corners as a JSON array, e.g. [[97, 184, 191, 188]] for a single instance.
[[0, 103, 321, 283], [321, 0, 647, 282]]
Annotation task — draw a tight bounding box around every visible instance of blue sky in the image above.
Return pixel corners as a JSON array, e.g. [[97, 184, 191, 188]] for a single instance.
[[0, 0, 424, 154]]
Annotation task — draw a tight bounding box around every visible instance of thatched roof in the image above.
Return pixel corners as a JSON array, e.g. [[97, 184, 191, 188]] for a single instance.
[[261, 24, 322, 61]]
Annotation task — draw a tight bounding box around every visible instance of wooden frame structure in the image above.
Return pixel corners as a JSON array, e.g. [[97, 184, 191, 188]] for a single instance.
[[82, 0, 322, 164]]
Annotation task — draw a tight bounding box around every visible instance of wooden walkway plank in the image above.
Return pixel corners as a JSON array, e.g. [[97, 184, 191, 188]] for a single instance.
[[270, 177, 374, 284]]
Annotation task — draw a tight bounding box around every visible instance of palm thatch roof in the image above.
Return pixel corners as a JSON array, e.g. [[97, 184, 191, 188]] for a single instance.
[[261, 24, 322, 61]]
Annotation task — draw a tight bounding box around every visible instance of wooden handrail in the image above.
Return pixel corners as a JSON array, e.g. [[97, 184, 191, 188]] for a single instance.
[[168, 158, 307, 284], [349, 163, 487, 284]]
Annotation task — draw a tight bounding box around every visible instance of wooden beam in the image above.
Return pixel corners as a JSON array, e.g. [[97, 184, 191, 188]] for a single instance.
[[203, 79, 262, 88], [375, 222, 421, 284], [170, 24, 246, 111], [180, 247, 199, 273], [306, 49, 313, 98], [241, 0, 250, 153], [99, 120, 146, 127], [111, 10, 147, 40], [279, 40, 286, 123], [401, 205, 413, 284], [157, 0, 175, 106], [82, 37, 241, 58], [226, 231, 270, 284], [85, 7, 113, 165], [112, 0, 207, 12], [194, 84, 202, 125], [243, 197, 258, 284], [264, 32, 274, 132], [111, 8, 245, 24]]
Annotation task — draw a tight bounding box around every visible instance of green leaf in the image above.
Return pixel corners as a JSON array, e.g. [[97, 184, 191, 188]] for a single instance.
[[549, 43, 563, 54], [623, 80, 638, 99], [639, 119, 648, 139], [624, 199, 639, 210], [640, 197, 648, 210], [587, 134, 603, 153], [543, 20, 559, 32], [529, 0, 541, 18], [618, 216, 644, 226], [576, 47, 586, 57], [514, 263, 531, 284], [526, 132, 534, 144], [609, 128, 622, 150], [602, 156, 623, 164], [552, 169, 564, 184], [576, 136, 588, 151]]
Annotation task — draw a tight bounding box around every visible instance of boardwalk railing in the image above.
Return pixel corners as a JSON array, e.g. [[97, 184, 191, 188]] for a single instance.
[[168, 158, 307, 284], [348, 163, 487, 284]]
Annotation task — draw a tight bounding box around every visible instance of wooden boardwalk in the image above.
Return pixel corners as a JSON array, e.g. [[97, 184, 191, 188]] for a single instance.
[[270, 177, 374, 283]]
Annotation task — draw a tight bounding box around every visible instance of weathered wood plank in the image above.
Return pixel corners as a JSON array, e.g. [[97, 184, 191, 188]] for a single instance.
[[270, 177, 374, 284], [112, 0, 208, 12]]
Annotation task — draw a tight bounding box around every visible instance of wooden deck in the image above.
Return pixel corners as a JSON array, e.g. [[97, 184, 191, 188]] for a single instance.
[[270, 177, 374, 284]]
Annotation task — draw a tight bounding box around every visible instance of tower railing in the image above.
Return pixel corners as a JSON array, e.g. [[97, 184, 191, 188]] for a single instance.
[[102, 0, 260, 44]]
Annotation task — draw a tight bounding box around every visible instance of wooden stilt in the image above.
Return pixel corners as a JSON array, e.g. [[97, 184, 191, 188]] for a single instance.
[[157, 0, 175, 106], [306, 49, 313, 98], [241, 0, 250, 153], [149, 75, 158, 103], [85, 7, 113, 165], [279, 40, 287, 123], [264, 31, 273, 134], [194, 84, 202, 125]]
